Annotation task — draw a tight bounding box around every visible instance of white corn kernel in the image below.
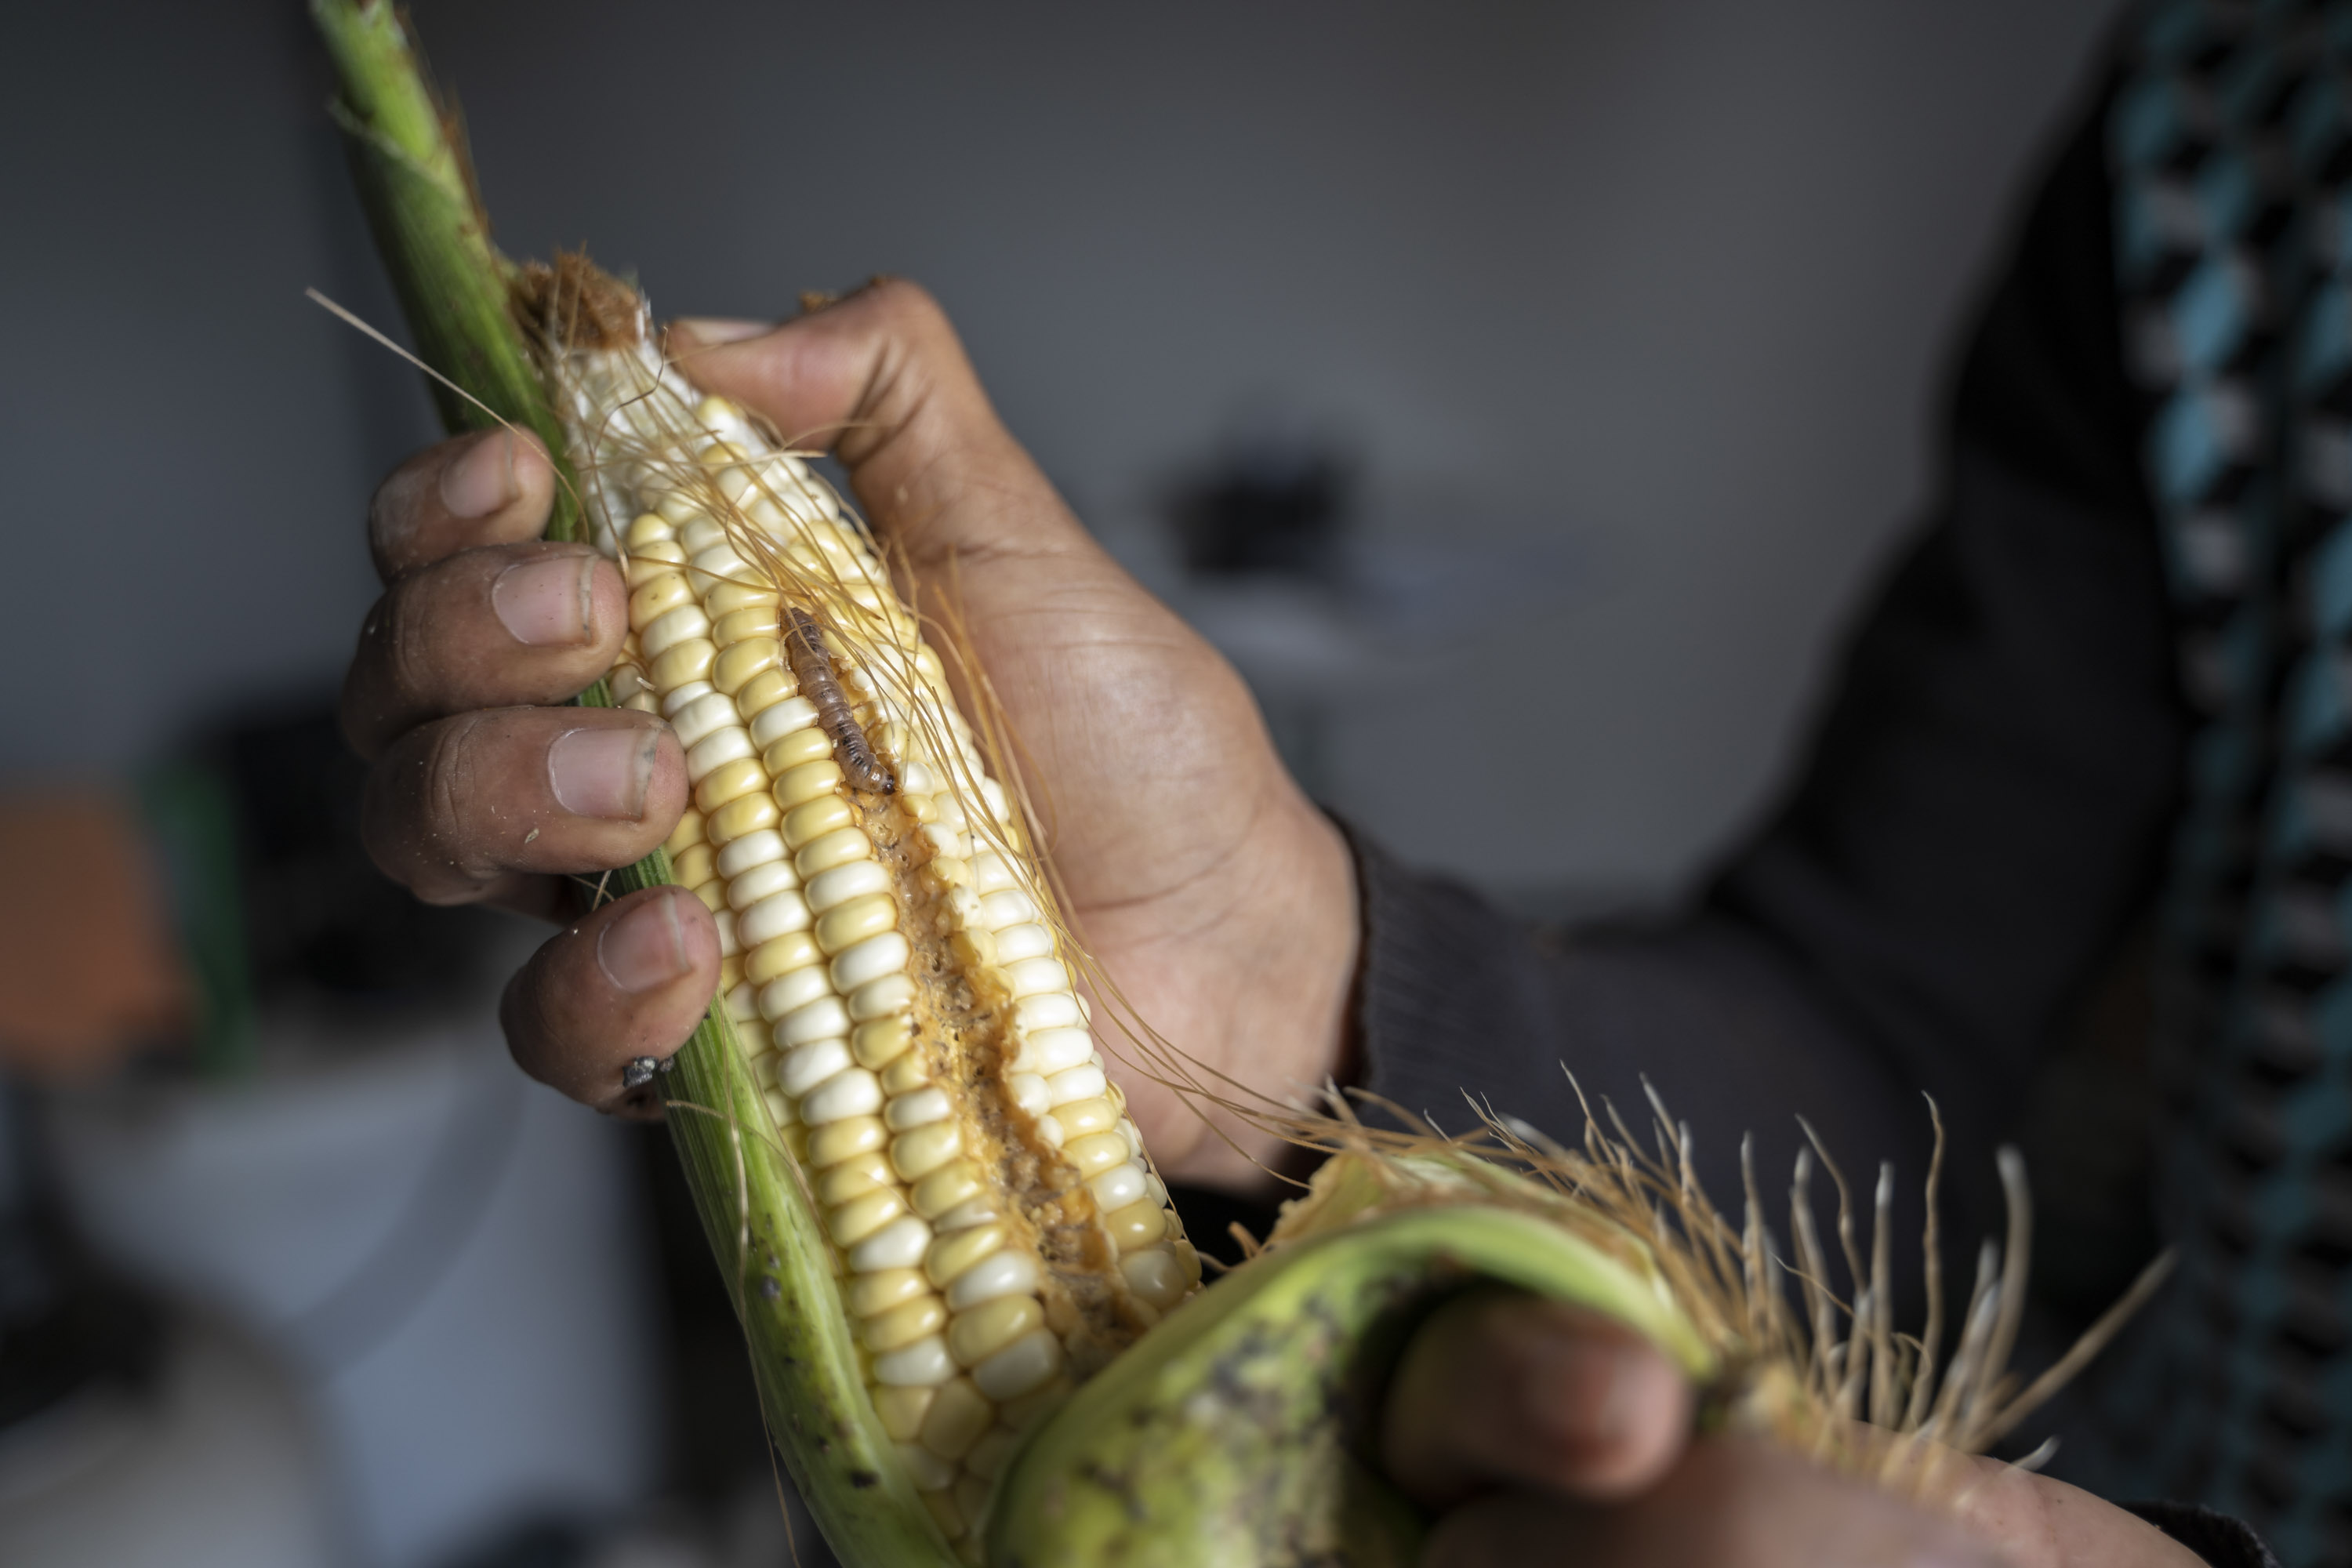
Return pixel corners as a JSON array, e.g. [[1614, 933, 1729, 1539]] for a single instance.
[[1102, 1198, 1168, 1252], [800, 1068, 882, 1124], [890, 1123, 963, 1181], [678, 514, 729, 553], [806, 859, 891, 913], [728, 858, 800, 911], [862, 1294, 946, 1352], [849, 1269, 930, 1318], [885, 1087, 953, 1131], [1007, 1074, 1050, 1116], [661, 680, 715, 717], [759, 964, 833, 1022], [1018, 1027, 1094, 1076], [749, 696, 821, 747], [670, 692, 739, 749], [850, 1216, 935, 1273], [1045, 1064, 1108, 1106], [684, 725, 755, 783], [641, 602, 712, 659], [949, 1296, 1043, 1367], [689, 544, 751, 590], [1014, 995, 1083, 1033], [971, 1329, 1062, 1400], [776, 1039, 852, 1098], [1120, 1248, 1188, 1309], [829, 1189, 906, 1247], [1087, 1162, 1148, 1212], [832, 931, 912, 993], [971, 852, 1016, 895], [873, 1338, 957, 1389], [849, 973, 916, 1022], [896, 1439, 959, 1492], [1064, 1132, 1127, 1175], [924, 1223, 1006, 1287], [796, 826, 872, 877], [931, 1197, 997, 1232], [981, 888, 1040, 930], [993, 923, 1054, 963], [918, 1378, 995, 1462], [778, 996, 851, 1051], [1007, 958, 1070, 999], [737, 887, 813, 946], [714, 829, 787, 879], [945, 1249, 1040, 1311]]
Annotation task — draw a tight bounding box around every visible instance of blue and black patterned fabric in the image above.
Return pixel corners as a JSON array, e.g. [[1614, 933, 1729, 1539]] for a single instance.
[[2086, 2, 2352, 1553]]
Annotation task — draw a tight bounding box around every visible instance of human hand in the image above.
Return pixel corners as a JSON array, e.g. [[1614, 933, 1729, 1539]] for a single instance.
[[1381, 1290, 2205, 1567], [343, 281, 1360, 1174]]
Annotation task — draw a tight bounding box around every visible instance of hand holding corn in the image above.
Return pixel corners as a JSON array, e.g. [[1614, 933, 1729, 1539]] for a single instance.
[[316, 8, 2180, 1555], [342, 281, 1360, 1193], [339, 289, 2190, 1568]]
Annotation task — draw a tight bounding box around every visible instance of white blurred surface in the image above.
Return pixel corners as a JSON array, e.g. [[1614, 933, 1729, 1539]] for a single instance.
[[45, 1026, 658, 1568], [0, 1319, 339, 1568]]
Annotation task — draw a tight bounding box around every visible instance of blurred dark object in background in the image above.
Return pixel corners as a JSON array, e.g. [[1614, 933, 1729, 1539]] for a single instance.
[[0, 1087, 162, 1437], [1171, 434, 1354, 583], [209, 704, 496, 1021]]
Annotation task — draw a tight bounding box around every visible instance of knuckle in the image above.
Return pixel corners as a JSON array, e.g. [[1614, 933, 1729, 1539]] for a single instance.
[[365, 444, 448, 566], [366, 713, 508, 900], [859, 277, 947, 338]]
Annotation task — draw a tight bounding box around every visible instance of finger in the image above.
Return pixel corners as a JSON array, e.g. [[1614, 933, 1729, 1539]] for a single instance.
[[673, 295, 1274, 922], [502, 885, 720, 1117], [360, 706, 686, 908], [671, 285, 1104, 575], [342, 540, 628, 759], [1422, 1438, 2004, 1568], [1381, 1291, 1692, 1509], [1950, 1457, 2205, 1568], [368, 427, 558, 580]]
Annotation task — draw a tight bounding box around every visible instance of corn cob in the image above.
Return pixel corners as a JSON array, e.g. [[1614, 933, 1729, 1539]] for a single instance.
[[529, 263, 1198, 1543], [313, 8, 2166, 1565]]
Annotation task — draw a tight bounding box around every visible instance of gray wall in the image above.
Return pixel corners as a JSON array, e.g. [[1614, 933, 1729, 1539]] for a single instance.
[[2, 0, 2119, 901]]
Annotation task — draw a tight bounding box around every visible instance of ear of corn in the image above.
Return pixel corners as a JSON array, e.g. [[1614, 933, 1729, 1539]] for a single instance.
[[316, 9, 2167, 1565], [535, 263, 1201, 1549], [314, 6, 1190, 1561]]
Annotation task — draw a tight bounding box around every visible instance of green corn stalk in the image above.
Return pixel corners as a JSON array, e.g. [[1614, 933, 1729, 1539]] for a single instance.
[[310, 5, 956, 1563]]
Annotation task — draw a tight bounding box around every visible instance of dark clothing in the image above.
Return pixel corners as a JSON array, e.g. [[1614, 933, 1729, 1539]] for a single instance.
[[1354, 46, 2174, 1396], [1345, 5, 2352, 1563]]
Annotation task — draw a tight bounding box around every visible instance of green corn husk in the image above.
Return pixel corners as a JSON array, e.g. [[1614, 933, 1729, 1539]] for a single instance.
[[310, 5, 956, 1563]]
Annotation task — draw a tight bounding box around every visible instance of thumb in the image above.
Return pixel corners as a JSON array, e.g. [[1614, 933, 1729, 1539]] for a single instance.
[[1382, 1290, 1693, 1509], [669, 281, 1097, 579]]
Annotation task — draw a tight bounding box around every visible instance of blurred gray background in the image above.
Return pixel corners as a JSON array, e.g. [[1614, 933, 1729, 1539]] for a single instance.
[[5, 0, 2118, 905], [0, 2, 2123, 1565]]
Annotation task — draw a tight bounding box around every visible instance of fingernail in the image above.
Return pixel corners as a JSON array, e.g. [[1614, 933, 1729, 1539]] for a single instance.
[[548, 726, 657, 820], [1524, 1338, 1645, 1447], [440, 430, 517, 518], [493, 554, 596, 646], [673, 317, 774, 346], [598, 891, 691, 993]]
